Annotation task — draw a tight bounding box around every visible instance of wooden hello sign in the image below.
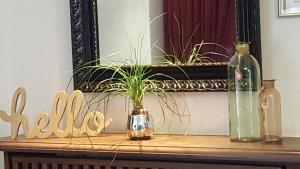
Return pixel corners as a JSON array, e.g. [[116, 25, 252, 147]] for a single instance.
[[0, 87, 112, 139]]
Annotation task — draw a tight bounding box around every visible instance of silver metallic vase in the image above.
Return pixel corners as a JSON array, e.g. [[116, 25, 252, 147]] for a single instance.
[[127, 107, 153, 140]]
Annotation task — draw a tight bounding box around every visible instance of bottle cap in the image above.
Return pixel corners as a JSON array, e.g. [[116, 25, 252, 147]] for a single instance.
[[235, 42, 250, 55], [263, 79, 276, 88]]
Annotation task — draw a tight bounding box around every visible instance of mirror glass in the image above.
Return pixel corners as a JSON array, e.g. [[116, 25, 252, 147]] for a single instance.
[[97, 0, 236, 66]]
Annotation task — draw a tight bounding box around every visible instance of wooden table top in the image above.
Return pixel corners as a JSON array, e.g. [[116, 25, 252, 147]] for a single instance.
[[1, 134, 300, 162]]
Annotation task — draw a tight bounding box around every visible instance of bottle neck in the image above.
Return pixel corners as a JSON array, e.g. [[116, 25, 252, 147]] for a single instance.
[[236, 50, 250, 55], [263, 80, 275, 89], [235, 43, 250, 55]]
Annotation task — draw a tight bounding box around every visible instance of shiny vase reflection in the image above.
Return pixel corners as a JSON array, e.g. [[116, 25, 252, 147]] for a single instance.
[[127, 105, 153, 140]]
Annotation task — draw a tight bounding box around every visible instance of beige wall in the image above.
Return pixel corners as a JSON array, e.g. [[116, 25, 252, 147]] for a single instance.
[[0, 0, 73, 167], [98, 0, 152, 65], [1, 0, 300, 168], [260, 0, 300, 136]]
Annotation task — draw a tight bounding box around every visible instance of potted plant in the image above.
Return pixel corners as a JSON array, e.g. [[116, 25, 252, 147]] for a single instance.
[[76, 46, 183, 140]]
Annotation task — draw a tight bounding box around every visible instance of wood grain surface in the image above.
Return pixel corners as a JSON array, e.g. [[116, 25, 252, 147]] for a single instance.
[[1, 134, 300, 163]]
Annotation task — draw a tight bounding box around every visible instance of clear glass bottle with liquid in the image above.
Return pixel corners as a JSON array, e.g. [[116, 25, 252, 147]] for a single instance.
[[228, 42, 261, 142], [260, 80, 282, 143]]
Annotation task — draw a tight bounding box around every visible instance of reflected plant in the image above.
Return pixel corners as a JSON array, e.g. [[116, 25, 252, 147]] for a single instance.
[[154, 40, 231, 65], [158, 14, 232, 65], [183, 40, 231, 65]]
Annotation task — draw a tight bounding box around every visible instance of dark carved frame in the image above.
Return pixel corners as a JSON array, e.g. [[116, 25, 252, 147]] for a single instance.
[[69, 0, 261, 92]]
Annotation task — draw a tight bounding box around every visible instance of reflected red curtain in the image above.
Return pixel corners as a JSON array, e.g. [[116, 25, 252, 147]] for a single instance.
[[164, 0, 236, 63]]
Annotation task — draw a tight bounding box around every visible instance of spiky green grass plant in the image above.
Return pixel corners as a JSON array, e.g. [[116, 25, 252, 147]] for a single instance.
[[70, 27, 190, 135]]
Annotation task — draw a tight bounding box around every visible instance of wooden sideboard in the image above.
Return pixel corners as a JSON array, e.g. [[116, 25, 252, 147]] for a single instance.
[[1, 134, 300, 169]]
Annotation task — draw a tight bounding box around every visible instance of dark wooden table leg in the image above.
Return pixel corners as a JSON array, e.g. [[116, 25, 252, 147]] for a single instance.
[[4, 152, 11, 169]]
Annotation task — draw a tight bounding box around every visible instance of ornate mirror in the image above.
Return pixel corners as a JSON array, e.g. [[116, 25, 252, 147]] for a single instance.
[[69, 0, 261, 92]]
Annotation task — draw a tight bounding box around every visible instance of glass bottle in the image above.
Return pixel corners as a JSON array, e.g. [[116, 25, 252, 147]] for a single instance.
[[228, 42, 261, 142], [259, 80, 282, 143]]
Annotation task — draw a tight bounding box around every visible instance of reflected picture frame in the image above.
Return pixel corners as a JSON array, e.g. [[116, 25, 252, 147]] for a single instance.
[[279, 0, 300, 16]]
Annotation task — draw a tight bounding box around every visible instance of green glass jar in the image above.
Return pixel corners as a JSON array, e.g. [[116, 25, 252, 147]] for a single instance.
[[228, 42, 261, 142]]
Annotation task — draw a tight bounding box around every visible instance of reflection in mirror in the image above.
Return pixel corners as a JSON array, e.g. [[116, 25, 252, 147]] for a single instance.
[[98, 0, 156, 65], [97, 0, 236, 66], [164, 0, 236, 64], [69, 0, 261, 92]]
